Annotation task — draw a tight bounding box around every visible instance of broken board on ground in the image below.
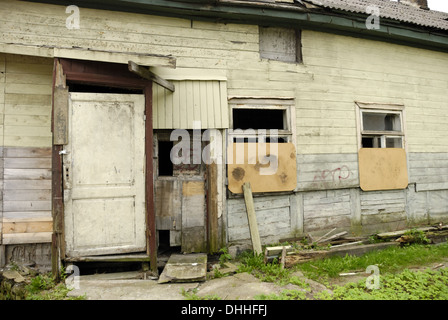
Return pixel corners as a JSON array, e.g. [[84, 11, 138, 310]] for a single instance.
[[158, 253, 207, 284]]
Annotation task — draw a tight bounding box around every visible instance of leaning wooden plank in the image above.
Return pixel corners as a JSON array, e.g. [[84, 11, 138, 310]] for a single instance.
[[128, 60, 175, 92], [314, 227, 336, 243], [317, 231, 348, 244], [242, 182, 262, 255]]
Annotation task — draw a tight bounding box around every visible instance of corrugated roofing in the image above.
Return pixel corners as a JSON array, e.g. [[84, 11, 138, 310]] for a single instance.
[[304, 0, 448, 30]]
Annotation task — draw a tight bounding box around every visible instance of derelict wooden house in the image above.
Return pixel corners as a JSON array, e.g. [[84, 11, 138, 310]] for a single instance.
[[0, 0, 447, 274]]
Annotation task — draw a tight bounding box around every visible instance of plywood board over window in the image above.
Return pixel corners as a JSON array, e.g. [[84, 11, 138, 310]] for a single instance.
[[356, 102, 408, 191], [358, 148, 408, 191], [227, 143, 297, 193]]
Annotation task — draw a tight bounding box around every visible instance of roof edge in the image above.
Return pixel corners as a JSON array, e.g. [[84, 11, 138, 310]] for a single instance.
[[21, 0, 448, 52]]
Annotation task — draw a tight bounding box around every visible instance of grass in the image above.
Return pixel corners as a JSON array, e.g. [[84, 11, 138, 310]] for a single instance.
[[315, 267, 448, 300], [24, 271, 86, 300], [233, 242, 448, 300], [296, 243, 448, 282], [236, 251, 309, 288]]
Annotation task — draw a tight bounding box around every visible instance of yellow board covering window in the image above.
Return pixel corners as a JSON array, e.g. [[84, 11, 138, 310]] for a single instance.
[[358, 148, 408, 191], [227, 143, 297, 194]]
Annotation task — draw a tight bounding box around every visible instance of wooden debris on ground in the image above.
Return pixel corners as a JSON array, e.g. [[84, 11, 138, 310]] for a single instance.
[[376, 223, 448, 245], [264, 224, 448, 268]]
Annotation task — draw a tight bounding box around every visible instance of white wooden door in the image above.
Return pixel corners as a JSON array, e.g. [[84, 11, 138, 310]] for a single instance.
[[64, 93, 146, 257]]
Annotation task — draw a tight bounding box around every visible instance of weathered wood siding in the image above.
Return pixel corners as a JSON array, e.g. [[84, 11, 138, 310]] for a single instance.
[[408, 153, 448, 192], [0, 53, 53, 246], [296, 153, 359, 191], [360, 189, 407, 234], [227, 195, 292, 244], [153, 80, 229, 129], [302, 189, 352, 234], [3, 54, 53, 148], [1, 0, 448, 249], [2, 0, 448, 155]]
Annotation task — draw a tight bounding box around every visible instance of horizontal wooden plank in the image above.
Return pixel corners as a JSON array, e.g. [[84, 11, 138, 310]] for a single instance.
[[3, 200, 51, 212], [227, 196, 290, 214], [2, 232, 52, 244], [4, 114, 50, 126], [3, 213, 52, 222], [3, 220, 52, 234], [4, 168, 51, 180], [304, 215, 351, 233], [227, 206, 290, 229], [4, 157, 51, 169], [4, 179, 52, 190], [4, 135, 52, 147], [4, 147, 51, 158], [4, 189, 51, 201], [3, 211, 52, 222]]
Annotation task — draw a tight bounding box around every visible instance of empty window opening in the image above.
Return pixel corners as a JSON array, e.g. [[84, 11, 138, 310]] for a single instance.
[[158, 140, 174, 176], [233, 108, 285, 130]]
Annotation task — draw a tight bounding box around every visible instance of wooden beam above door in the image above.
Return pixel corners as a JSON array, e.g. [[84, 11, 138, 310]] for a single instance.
[[128, 61, 175, 92]]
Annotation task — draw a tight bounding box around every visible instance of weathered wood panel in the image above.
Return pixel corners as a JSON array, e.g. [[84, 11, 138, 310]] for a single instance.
[[302, 189, 351, 234], [408, 152, 448, 191], [154, 180, 181, 231], [427, 190, 448, 224], [153, 80, 229, 129], [181, 180, 206, 252], [2, 146, 52, 244], [4, 54, 53, 148], [360, 189, 407, 234], [296, 153, 359, 191], [227, 195, 291, 242]]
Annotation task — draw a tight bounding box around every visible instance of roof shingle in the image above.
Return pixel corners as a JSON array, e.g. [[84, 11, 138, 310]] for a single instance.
[[304, 0, 448, 30]]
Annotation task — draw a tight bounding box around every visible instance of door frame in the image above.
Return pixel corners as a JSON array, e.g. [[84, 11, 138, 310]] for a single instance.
[[51, 58, 157, 274]]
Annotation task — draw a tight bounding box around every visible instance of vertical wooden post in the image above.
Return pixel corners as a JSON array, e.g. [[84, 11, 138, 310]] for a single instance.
[[51, 58, 66, 279], [145, 84, 157, 273], [242, 182, 262, 255], [207, 162, 219, 253]]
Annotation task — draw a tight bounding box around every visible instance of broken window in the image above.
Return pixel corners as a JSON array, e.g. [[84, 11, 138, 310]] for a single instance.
[[259, 27, 302, 63], [229, 99, 295, 144], [359, 106, 405, 148], [155, 130, 205, 177], [158, 140, 174, 176]]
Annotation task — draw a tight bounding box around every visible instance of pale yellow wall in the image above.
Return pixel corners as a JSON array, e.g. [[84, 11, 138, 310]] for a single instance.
[[300, 31, 448, 154], [3, 54, 53, 148], [1, 0, 447, 154]]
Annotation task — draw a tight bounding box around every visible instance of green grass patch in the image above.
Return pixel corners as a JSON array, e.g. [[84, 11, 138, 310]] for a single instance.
[[24, 272, 86, 300], [296, 243, 448, 282], [315, 267, 448, 300], [235, 251, 310, 288]]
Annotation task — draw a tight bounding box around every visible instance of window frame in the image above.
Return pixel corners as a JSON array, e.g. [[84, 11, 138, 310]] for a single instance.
[[228, 98, 296, 145], [355, 102, 406, 150]]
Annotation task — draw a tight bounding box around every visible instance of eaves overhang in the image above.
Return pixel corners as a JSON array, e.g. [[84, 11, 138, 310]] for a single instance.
[[22, 0, 448, 53]]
